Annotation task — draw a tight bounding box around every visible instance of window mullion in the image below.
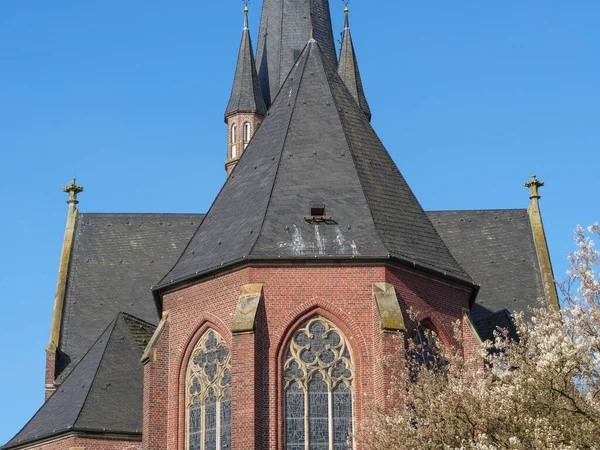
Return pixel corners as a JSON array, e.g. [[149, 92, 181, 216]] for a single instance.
[[216, 399, 221, 450], [304, 386, 309, 450], [201, 402, 205, 450], [328, 389, 333, 450]]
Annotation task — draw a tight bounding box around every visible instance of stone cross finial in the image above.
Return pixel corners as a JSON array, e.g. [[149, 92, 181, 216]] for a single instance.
[[524, 174, 544, 200], [63, 178, 84, 205]]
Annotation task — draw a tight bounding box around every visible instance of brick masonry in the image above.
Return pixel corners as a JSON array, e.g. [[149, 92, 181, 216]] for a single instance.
[[13, 434, 141, 450], [143, 262, 475, 449]]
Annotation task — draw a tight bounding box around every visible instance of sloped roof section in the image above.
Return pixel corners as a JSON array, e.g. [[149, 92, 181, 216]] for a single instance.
[[338, 12, 371, 121], [56, 213, 203, 383], [3, 313, 154, 449], [256, 0, 338, 106], [159, 40, 470, 288], [224, 13, 266, 119], [427, 209, 544, 337]]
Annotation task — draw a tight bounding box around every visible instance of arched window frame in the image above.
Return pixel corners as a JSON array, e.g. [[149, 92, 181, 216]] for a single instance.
[[230, 123, 237, 158], [283, 316, 355, 450], [185, 329, 232, 450], [243, 122, 251, 148], [409, 319, 447, 373]]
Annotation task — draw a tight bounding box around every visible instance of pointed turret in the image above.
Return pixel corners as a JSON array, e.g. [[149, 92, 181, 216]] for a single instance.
[[224, 6, 266, 175], [255, 0, 338, 106], [338, 7, 371, 121]]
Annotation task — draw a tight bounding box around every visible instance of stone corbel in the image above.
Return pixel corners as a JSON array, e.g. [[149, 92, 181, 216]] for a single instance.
[[231, 284, 263, 335], [373, 282, 406, 332]]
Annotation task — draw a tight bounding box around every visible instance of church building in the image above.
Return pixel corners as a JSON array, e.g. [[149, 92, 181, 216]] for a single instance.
[[2, 1, 558, 449]]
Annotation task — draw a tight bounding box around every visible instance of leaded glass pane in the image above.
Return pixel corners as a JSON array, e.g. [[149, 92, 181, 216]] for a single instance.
[[189, 397, 201, 450], [308, 373, 329, 449], [186, 329, 231, 450], [220, 389, 231, 450], [284, 317, 354, 450], [285, 382, 305, 450], [204, 388, 217, 450], [333, 383, 353, 449]]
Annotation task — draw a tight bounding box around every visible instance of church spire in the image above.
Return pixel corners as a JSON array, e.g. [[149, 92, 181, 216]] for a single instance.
[[256, 0, 338, 106], [338, 5, 371, 121], [224, 5, 266, 175]]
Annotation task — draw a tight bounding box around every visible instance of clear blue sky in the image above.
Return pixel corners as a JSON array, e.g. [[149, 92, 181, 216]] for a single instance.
[[0, 0, 598, 443]]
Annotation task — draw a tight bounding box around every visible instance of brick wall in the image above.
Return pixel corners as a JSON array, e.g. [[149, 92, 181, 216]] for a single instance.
[[16, 434, 141, 450], [144, 263, 474, 449]]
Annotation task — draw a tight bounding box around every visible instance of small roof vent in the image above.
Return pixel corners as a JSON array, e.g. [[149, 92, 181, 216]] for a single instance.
[[305, 202, 333, 223]]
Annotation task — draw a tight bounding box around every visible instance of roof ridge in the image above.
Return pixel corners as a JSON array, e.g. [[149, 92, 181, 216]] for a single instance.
[[247, 43, 312, 257], [3, 319, 116, 448], [72, 316, 120, 429], [79, 213, 205, 217], [316, 41, 390, 258], [426, 208, 528, 213], [319, 40, 468, 280], [120, 311, 156, 329]]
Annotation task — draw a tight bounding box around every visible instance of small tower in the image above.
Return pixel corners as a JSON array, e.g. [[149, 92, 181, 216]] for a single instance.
[[338, 5, 371, 121], [224, 5, 267, 175]]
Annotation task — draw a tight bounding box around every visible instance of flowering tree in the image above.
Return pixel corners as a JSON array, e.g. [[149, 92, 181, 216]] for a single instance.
[[361, 224, 600, 450]]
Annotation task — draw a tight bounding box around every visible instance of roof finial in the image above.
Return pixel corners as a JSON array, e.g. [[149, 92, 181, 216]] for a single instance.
[[242, 0, 250, 29], [343, 0, 350, 28], [309, 23, 315, 42], [524, 174, 544, 200], [63, 178, 84, 206]]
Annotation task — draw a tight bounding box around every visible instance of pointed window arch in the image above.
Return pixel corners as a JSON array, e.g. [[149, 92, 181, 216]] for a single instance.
[[409, 320, 446, 373], [186, 329, 231, 450], [231, 123, 237, 158], [243, 122, 251, 148], [283, 317, 354, 449]]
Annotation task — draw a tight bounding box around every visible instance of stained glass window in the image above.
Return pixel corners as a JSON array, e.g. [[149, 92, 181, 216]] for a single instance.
[[186, 329, 231, 450], [284, 317, 355, 449]]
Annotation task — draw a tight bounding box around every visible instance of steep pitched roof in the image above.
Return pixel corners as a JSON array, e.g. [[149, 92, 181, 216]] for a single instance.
[[224, 11, 267, 119], [256, 0, 338, 106], [427, 209, 545, 337], [338, 11, 371, 121], [158, 39, 470, 290], [3, 313, 154, 449], [56, 213, 203, 383]]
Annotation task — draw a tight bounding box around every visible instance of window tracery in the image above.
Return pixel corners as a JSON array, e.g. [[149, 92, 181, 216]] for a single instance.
[[186, 329, 231, 450], [283, 317, 354, 450]]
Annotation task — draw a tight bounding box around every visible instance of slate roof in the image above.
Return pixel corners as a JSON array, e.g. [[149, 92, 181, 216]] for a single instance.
[[3, 313, 154, 449], [158, 39, 471, 290], [338, 12, 371, 121], [56, 213, 203, 383], [427, 209, 544, 338], [224, 13, 267, 119], [256, 0, 338, 106]]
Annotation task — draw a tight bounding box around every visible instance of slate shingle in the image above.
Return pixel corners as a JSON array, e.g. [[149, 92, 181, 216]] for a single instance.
[[427, 209, 545, 338], [224, 14, 266, 119], [3, 313, 154, 449], [338, 12, 371, 121], [56, 213, 203, 383], [159, 40, 470, 289], [256, 0, 338, 106]]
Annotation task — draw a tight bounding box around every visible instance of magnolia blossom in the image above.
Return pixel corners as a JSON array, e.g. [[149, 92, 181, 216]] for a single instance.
[[360, 225, 600, 450]]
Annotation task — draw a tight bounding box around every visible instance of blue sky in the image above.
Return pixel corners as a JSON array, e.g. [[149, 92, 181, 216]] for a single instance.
[[0, 0, 598, 443]]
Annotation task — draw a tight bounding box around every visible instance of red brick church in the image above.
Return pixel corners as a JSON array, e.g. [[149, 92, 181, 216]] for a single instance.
[[2, 1, 558, 449]]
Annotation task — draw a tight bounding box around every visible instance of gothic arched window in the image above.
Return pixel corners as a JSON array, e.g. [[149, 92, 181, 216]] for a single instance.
[[283, 317, 354, 450], [409, 321, 446, 373], [243, 122, 251, 148], [231, 124, 237, 158], [186, 329, 231, 450]]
